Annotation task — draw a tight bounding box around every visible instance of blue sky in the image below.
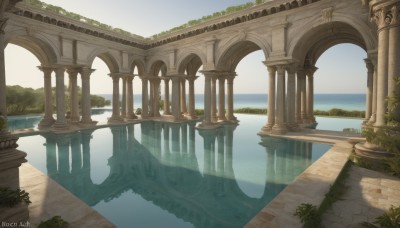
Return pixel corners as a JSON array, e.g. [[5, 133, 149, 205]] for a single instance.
[[5, 0, 367, 94]]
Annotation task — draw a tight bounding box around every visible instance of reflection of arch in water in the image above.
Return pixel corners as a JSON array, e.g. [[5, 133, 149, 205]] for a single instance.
[[40, 122, 315, 227]]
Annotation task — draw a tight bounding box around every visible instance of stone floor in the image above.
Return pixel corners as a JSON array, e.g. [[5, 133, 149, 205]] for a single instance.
[[20, 163, 115, 228], [322, 165, 400, 228]]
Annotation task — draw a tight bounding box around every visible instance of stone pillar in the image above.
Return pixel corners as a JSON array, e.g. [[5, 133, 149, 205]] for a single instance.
[[180, 78, 187, 114], [369, 59, 378, 125], [262, 66, 276, 132], [364, 59, 374, 124], [109, 74, 123, 123], [199, 72, 213, 126], [141, 77, 149, 118], [188, 76, 198, 119], [38, 66, 55, 128], [80, 67, 95, 125], [211, 76, 217, 122], [67, 68, 80, 123], [148, 79, 155, 117], [388, 5, 400, 119], [153, 78, 161, 117], [299, 69, 307, 123], [272, 65, 287, 134], [163, 78, 171, 115], [0, 18, 7, 116], [126, 75, 137, 119], [287, 65, 298, 131], [218, 76, 227, 121], [53, 67, 68, 129], [171, 76, 181, 120], [372, 6, 391, 127], [226, 75, 236, 121], [121, 76, 127, 118], [306, 67, 317, 124], [296, 68, 304, 125]]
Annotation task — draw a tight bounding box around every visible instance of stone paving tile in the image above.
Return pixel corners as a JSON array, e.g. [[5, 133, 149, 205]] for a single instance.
[[20, 163, 116, 228]]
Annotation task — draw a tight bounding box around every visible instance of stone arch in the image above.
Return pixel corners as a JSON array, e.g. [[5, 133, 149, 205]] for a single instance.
[[289, 16, 377, 66], [148, 59, 168, 76], [176, 48, 206, 75], [216, 33, 270, 71], [129, 58, 146, 76], [146, 56, 169, 76], [5, 32, 59, 66], [88, 49, 120, 73]]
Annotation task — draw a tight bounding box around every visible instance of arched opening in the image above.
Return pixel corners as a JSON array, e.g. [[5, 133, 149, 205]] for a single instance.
[[146, 60, 167, 117], [292, 21, 370, 132]]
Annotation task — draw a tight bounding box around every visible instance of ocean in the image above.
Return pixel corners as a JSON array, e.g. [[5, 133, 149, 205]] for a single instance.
[[97, 93, 366, 111]]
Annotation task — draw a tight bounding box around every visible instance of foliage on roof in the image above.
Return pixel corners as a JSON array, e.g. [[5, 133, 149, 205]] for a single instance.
[[23, 0, 272, 40]]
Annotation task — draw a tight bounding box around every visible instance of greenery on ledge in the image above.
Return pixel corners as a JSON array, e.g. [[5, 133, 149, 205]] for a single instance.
[[0, 187, 31, 208], [38, 216, 69, 228], [360, 205, 400, 228], [23, 0, 273, 40]]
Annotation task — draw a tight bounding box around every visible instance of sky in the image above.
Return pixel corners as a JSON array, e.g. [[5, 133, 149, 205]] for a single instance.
[[5, 0, 367, 94]]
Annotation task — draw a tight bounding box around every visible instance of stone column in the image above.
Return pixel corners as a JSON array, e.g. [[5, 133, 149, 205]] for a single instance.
[[153, 78, 161, 117], [372, 7, 390, 127], [262, 66, 276, 132], [141, 77, 149, 118], [287, 65, 298, 131], [187, 76, 198, 119], [199, 72, 213, 126], [80, 67, 95, 125], [180, 78, 187, 114], [364, 59, 374, 124], [38, 66, 55, 128], [53, 67, 68, 129], [121, 75, 127, 118], [126, 75, 137, 119], [218, 76, 227, 121], [171, 76, 181, 120], [163, 78, 171, 115], [0, 18, 7, 116], [369, 58, 378, 125], [306, 67, 317, 124], [272, 65, 287, 134], [226, 75, 236, 121], [387, 5, 400, 119], [211, 76, 217, 122], [296, 68, 304, 125], [148, 79, 154, 117], [109, 74, 123, 123], [67, 68, 79, 123], [299, 70, 307, 123]]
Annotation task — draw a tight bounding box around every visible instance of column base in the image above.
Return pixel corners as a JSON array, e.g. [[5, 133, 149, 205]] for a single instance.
[[52, 121, 69, 130], [38, 117, 55, 129], [211, 116, 218, 123], [196, 121, 221, 130], [125, 114, 138, 120], [108, 116, 124, 124], [271, 124, 288, 135], [79, 120, 98, 128], [163, 111, 172, 115], [218, 115, 227, 122], [260, 123, 273, 133], [287, 123, 300, 132]]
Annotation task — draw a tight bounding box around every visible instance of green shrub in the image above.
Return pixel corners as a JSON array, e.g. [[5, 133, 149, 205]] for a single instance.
[[135, 108, 142, 115], [294, 203, 322, 228], [38, 216, 69, 228], [361, 205, 400, 228], [0, 187, 31, 207]]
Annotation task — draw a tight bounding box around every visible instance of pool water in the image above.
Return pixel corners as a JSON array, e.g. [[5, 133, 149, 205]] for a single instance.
[[17, 114, 331, 228]]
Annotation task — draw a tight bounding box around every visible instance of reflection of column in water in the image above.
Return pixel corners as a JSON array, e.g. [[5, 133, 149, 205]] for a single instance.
[[43, 134, 57, 176], [171, 124, 180, 154], [154, 122, 162, 158], [111, 127, 121, 157], [120, 126, 128, 156], [286, 139, 295, 176], [181, 123, 188, 153], [163, 124, 170, 158], [199, 130, 216, 175], [274, 138, 286, 183], [81, 130, 93, 170], [264, 140, 276, 193], [57, 135, 70, 176], [188, 122, 196, 155], [305, 141, 312, 167], [217, 129, 225, 175], [70, 134, 82, 174], [224, 126, 234, 177]]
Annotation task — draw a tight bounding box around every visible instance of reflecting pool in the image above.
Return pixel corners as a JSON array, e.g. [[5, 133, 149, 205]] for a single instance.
[[17, 114, 331, 228]]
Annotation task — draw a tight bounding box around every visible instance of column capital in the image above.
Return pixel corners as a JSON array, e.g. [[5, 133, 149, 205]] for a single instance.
[[305, 66, 318, 76], [79, 67, 95, 79], [276, 65, 286, 75], [364, 58, 375, 72], [370, 2, 400, 30], [286, 64, 297, 74], [66, 67, 79, 78], [109, 73, 121, 81], [53, 67, 65, 75], [37, 66, 53, 76], [187, 76, 199, 82]]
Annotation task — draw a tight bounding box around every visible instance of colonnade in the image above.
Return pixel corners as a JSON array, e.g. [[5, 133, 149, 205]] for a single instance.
[[198, 71, 237, 128], [35, 66, 96, 129], [262, 64, 317, 135], [108, 73, 137, 123]]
